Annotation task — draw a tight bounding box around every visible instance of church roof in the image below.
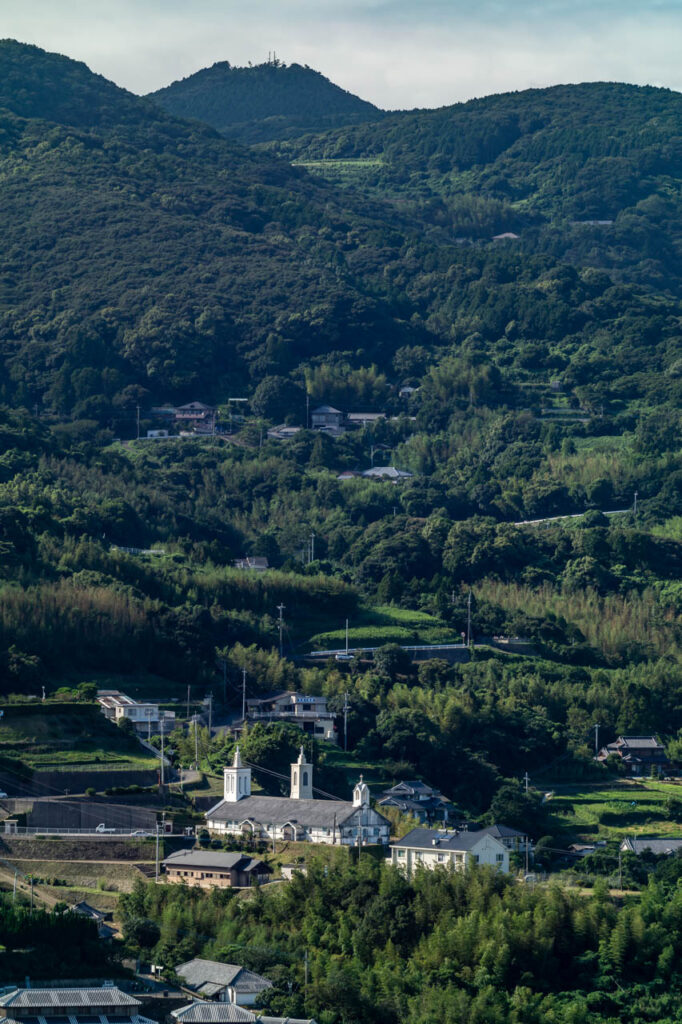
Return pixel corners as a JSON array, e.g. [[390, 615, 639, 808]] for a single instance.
[[206, 795, 386, 829]]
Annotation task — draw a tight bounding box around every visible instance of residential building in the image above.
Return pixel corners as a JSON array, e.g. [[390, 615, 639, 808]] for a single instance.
[[243, 691, 337, 743], [0, 988, 154, 1024], [478, 823, 531, 854], [176, 959, 272, 1007], [377, 780, 460, 824], [233, 556, 269, 571], [390, 826, 510, 875], [310, 406, 344, 433], [620, 836, 682, 856], [162, 850, 271, 888], [361, 466, 412, 480], [96, 691, 175, 735], [266, 425, 302, 440], [175, 402, 215, 429], [69, 900, 116, 939], [345, 413, 385, 427], [597, 735, 669, 776], [171, 1003, 316, 1024], [206, 747, 390, 846]]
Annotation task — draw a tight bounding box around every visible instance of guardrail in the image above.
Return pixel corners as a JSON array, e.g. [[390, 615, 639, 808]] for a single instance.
[[3, 826, 156, 836]]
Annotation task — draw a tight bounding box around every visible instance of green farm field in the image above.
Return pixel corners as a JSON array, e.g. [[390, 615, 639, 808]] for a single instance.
[[546, 778, 682, 843]]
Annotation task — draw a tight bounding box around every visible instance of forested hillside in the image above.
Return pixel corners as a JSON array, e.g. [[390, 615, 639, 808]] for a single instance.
[[1, 40, 682, 838], [148, 59, 384, 143]]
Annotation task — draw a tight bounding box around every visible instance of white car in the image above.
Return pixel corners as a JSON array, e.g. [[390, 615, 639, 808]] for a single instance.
[[95, 823, 116, 833]]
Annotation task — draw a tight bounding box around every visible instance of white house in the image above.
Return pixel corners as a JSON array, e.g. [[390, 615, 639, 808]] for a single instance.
[[205, 747, 390, 846], [390, 827, 510, 875], [96, 691, 175, 735], [243, 691, 337, 743]]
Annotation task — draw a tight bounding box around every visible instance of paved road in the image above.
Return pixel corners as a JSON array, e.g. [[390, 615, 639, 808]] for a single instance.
[[513, 508, 630, 526]]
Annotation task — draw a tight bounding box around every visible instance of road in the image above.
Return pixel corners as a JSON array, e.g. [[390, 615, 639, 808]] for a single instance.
[[513, 508, 630, 526]]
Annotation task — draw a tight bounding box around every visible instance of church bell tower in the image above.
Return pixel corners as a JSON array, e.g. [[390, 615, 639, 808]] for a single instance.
[[224, 746, 251, 802], [290, 746, 313, 799]]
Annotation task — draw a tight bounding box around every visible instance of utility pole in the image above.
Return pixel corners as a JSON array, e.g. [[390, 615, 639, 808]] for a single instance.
[[343, 691, 350, 752], [523, 771, 530, 794], [277, 603, 285, 657], [208, 694, 213, 738], [136, 404, 140, 441], [594, 723, 600, 757], [155, 822, 160, 882], [160, 726, 165, 787], [242, 667, 247, 724], [30, 876, 34, 912], [13, 872, 17, 901], [222, 661, 227, 705], [310, 533, 315, 564], [306, 394, 310, 430], [466, 590, 472, 647], [304, 950, 309, 1002], [633, 491, 638, 517], [195, 719, 199, 769], [618, 847, 623, 891], [187, 684, 190, 721]]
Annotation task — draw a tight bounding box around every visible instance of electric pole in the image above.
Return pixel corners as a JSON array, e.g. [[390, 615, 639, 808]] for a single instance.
[[343, 691, 350, 752], [155, 822, 160, 882], [187, 684, 190, 721], [594, 723, 600, 757], [136, 404, 140, 441], [223, 660, 227, 705], [160, 725, 165, 787], [304, 950, 309, 1003], [310, 533, 315, 564], [633, 491, 638, 517], [306, 394, 310, 430], [194, 719, 199, 768], [467, 590, 472, 647], [208, 694, 213, 738], [277, 603, 285, 657], [242, 667, 247, 724], [523, 771, 530, 794]]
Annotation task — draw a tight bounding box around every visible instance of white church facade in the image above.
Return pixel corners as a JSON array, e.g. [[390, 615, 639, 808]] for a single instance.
[[205, 747, 391, 846]]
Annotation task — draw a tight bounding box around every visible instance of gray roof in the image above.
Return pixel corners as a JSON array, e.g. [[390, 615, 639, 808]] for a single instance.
[[172, 1005, 256, 1024], [163, 851, 269, 873], [0, 990, 140, 1010], [206, 796, 368, 829], [391, 827, 504, 853], [479, 824, 526, 839], [622, 837, 682, 855], [177, 959, 272, 995], [311, 405, 342, 414], [612, 736, 664, 750], [172, 1008, 315, 1024]]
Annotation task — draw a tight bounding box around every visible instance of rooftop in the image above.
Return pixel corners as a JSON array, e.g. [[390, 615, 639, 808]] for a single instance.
[[176, 959, 272, 995], [206, 795, 359, 829], [391, 827, 504, 852], [0, 991, 140, 1011], [163, 850, 269, 873]]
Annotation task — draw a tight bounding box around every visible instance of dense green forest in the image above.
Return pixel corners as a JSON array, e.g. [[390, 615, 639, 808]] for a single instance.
[[118, 854, 682, 1024], [148, 59, 384, 143]]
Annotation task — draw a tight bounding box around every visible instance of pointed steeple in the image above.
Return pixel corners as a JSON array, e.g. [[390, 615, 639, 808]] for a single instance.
[[224, 746, 250, 802]]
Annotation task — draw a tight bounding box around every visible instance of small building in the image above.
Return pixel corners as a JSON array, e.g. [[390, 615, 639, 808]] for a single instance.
[[492, 232, 520, 241], [390, 827, 510, 875], [336, 470, 361, 481], [69, 900, 116, 939], [620, 836, 682, 856], [398, 386, 418, 398], [267, 425, 302, 440], [377, 780, 459, 824], [233, 556, 269, 571], [0, 988, 154, 1024], [171, 1004, 316, 1024], [476, 823, 531, 854], [146, 429, 169, 438], [96, 691, 175, 735], [162, 850, 271, 889], [597, 735, 669, 776], [206, 748, 390, 846], [175, 958, 272, 1006], [243, 691, 336, 743], [345, 413, 385, 428], [310, 405, 344, 433], [361, 466, 413, 480], [175, 402, 215, 425]]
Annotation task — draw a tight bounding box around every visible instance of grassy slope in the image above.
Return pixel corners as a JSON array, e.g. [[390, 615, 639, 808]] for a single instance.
[[547, 778, 682, 842], [0, 705, 158, 772]]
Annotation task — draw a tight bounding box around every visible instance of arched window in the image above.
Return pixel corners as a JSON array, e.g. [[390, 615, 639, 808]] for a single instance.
[[294, 771, 298, 786], [239, 776, 243, 792], [303, 771, 309, 787]]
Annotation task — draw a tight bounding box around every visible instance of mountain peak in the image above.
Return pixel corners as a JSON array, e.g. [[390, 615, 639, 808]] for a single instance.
[[148, 58, 383, 143]]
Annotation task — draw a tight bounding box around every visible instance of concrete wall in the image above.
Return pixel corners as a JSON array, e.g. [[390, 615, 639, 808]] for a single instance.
[[26, 800, 157, 831], [0, 767, 158, 797]]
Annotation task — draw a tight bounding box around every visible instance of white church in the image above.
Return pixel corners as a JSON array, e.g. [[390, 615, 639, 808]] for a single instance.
[[205, 747, 391, 846]]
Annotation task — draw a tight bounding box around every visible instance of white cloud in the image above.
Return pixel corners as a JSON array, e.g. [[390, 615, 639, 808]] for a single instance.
[[0, 0, 680, 106]]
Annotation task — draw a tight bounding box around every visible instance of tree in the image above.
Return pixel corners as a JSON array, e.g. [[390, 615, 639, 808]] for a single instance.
[[251, 376, 305, 423]]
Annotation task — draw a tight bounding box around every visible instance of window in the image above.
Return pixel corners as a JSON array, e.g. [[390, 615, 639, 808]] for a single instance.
[[496, 854, 504, 863], [474, 855, 480, 864], [397, 849, 405, 858], [303, 771, 309, 787], [437, 854, 445, 862]]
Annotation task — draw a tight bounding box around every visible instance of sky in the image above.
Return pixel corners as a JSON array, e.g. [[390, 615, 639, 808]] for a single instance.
[[1, 0, 681, 109]]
